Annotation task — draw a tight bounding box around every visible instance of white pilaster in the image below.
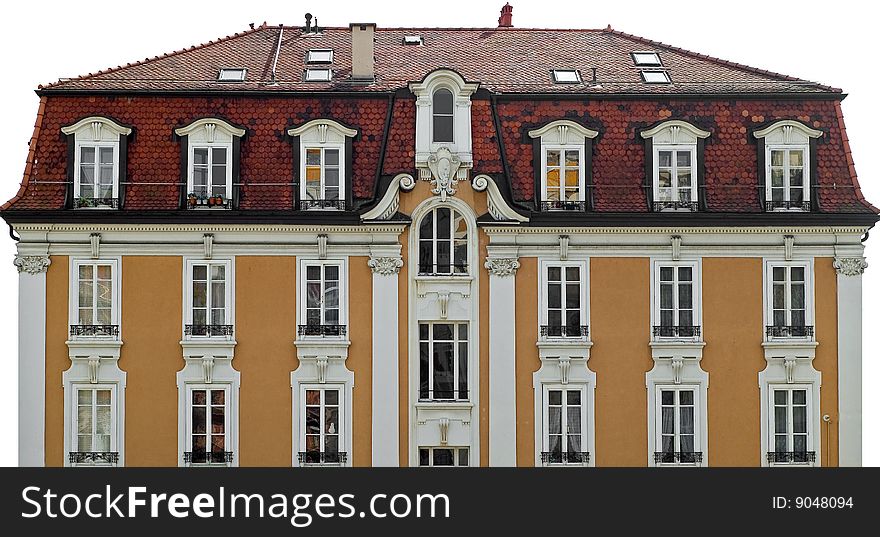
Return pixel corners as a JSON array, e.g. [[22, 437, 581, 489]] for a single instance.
[[834, 256, 866, 467], [485, 254, 520, 466], [15, 253, 51, 467], [369, 250, 402, 466]]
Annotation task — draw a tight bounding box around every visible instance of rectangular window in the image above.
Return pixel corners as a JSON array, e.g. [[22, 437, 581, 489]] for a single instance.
[[304, 68, 332, 81], [419, 323, 468, 401], [78, 145, 116, 201], [306, 49, 333, 64], [655, 264, 699, 338], [543, 147, 583, 208], [186, 260, 232, 337], [767, 264, 811, 338], [655, 147, 695, 209], [418, 207, 468, 275], [767, 147, 808, 210], [419, 447, 469, 467], [543, 265, 585, 338], [300, 387, 344, 464], [298, 261, 346, 337], [191, 146, 230, 199], [76, 388, 113, 453], [188, 388, 229, 464], [632, 51, 662, 66], [542, 387, 587, 464], [769, 387, 813, 464], [641, 70, 671, 83], [551, 69, 580, 83], [655, 387, 700, 464], [217, 68, 247, 81], [302, 146, 343, 206], [71, 259, 119, 338]]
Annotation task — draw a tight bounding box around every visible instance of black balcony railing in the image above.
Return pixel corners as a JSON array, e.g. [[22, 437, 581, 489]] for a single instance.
[[540, 325, 589, 338], [766, 200, 811, 212], [653, 325, 701, 338], [298, 451, 348, 465], [186, 194, 232, 209], [70, 324, 120, 337], [299, 199, 347, 211], [185, 324, 234, 337], [653, 201, 699, 212], [540, 451, 591, 464], [766, 325, 814, 338], [766, 451, 816, 464], [184, 451, 234, 464], [68, 451, 119, 465], [297, 324, 347, 337], [540, 200, 587, 212], [74, 197, 118, 209], [654, 451, 703, 464], [418, 389, 469, 402], [417, 263, 469, 276]]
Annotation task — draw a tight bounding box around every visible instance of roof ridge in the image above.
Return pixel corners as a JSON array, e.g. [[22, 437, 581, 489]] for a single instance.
[[606, 28, 841, 93], [39, 23, 275, 90]]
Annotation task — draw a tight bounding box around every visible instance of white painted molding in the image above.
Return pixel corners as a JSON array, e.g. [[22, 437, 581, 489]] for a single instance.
[[19, 265, 47, 466], [488, 255, 518, 466], [368, 256, 403, 275], [371, 248, 401, 466], [287, 118, 358, 139], [837, 265, 863, 466], [471, 174, 529, 223], [61, 116, 132, 138], [361, 173, 416, 221], [833, 257, 868, 276], [174, 118, 245, 139], [14, 254, 51, 274], [409, 69, 478, 171], [484, 257, 520, 277], [640, 119, 710, 141], [527, 119, 599, 140], [753, 120, 823, 140]]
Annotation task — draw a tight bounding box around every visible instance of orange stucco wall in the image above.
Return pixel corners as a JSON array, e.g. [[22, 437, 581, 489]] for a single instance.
[[814, 257, 839, 467], [514, 257, 540, 466], [45, 255, 68, 467], [349, 256, 373, 466]]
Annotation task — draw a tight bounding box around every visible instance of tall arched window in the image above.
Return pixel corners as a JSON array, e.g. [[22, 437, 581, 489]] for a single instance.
[[418, 206, 467, 275], [432, 88, 454, 143]]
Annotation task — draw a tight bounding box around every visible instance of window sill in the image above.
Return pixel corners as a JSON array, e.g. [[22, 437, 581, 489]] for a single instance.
[[414, 400, 473, 409]]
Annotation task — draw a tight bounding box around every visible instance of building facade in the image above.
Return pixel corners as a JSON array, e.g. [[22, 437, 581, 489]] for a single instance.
[[4, 9, 875, 467]]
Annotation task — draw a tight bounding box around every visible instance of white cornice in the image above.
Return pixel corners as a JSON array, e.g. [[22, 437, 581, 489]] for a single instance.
[[13, 223, 408, 234], [640, 120, 710, 140], [174, 118, 245, 138], [753, 120, 823, 140], [483, 225, 869, 235], [287, 118, 358, 138], [61, 116, 132, 137], [528, 120, 599, 140]]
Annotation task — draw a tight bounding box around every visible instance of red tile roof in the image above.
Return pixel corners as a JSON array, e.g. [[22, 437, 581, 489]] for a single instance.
[[40, 25, 838, 95]]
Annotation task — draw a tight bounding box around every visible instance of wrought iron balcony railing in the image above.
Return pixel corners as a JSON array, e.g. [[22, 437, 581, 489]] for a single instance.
[[184, 451, 234, 464], [653, 201, 699, 212], [766, 325, 814, 338], [653, 325, 701, 338], [418, 389, 470, 402], [299, 199, 347, 211], [68, 451, 119, 465], [417, 263, 469, 276], [297, 451, 348, 465], [74, 197, 119, 209], [297, 324, 347, 337], [654, 451, 703, 464], [766, 451, 816, 464], [185, 324, 234, 337], [540, 200, 587, 212], [540, 451, 591, 464], [766, 200, 811, 212], [70, 324, 120, 337], [186, 194, 232, 209], [540, 325, 589, 338]]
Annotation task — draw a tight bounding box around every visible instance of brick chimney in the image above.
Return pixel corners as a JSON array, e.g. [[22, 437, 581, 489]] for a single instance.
[[498, 3, 513, 28], [350, 23, 376, 82]]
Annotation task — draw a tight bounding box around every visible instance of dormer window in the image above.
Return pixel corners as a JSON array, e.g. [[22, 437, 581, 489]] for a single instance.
[[640, 120, 710, 212], [175, 118, 245, 209], [432, 89, 454, 143], [61, 117, 132, 209], [528, 120, 599, 211], [287, 119, 358, 210], [753, 120, 823, 212]]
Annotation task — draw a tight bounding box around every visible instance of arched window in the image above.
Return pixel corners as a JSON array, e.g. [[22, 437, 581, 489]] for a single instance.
[[432, 88, 454, 143], [418, 206, 467, 275]]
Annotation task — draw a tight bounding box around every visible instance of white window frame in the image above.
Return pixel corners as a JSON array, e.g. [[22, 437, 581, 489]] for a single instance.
[[417, 206, 470, 276], [287, 119, 357, 210], [418, 446, 470, 467], [763, 260, 814, 340], [183, 258, 234, 338], [753, 120, 823, 212], [765, 144, 810, 210], [184, 384, 231, 466], [540, 145, 586, 206], [72, 385, 118, 460], [640, 120, 709, 211], [418, 322, 470, 402], [69, 258, 121, 337], [297, 259, 347, 335], [73, 143, 119, 202], [174, 118, 245, 206], [767, 384, 815, 466], [61, 117, 130, 209], [541, 384, 589, 465], [298, 384, 346, 465], [538, 259, 589, 340], [187, 143, 232, 200], [651, 260, 701, 340], [409, 69, 478, 169], [306, 49, 333, 64], [431, 87, 456, 144], [300, 144, 345, 205], [551, 69, 581, 84], [653, 385, 702, 466], [653, 144, 697, 208]]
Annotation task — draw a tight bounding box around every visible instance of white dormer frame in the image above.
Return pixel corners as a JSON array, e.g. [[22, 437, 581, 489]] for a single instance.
[[753, 120, 823, 211], [287, 119, 358, 208], [641, 120, 710, 211], [528, 120, 599, 207], [409, 70, 479, 172], [62, 117, 132, 206], [175, 118, 245, 202]]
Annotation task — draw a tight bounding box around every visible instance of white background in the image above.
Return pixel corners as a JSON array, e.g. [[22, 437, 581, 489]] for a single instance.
[[0, 0, 876, 466]]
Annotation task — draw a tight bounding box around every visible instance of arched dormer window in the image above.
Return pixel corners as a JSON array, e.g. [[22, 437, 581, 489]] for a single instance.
[[175, 118, 246, 210], [287, 119, 358, 211], [418, 206, 468, 275], [640, 120, 710, 212], [432, 88, 454, 143], [753, 120, 823, 212], [61, 117, 132, 209], [528, 120, 599, 211]]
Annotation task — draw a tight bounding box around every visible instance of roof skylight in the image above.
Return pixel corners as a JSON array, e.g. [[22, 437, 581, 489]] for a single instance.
[[306, 49, 334, 64], [217, 68, 247, 82], [304, 68, 332, 82], [403, 35, 423, 45], [632, 51, 662, 66], [552, 69, 581, 84], [641, 71, 671, 84]]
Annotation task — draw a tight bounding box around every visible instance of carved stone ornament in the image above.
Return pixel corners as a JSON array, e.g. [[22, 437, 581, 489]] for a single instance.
[[833, 257, 868, 276], [368, 256, 403, 275], [484, 257, 520, 277], [14, 254, 51, 274], [425, 147, 463, 201]]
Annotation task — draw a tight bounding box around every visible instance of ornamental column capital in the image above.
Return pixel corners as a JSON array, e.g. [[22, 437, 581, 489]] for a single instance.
[[484, 257, 520, 277], [833, 257, 868, 276], [368, 256, 403, 275], [14, 254, 51, 274]]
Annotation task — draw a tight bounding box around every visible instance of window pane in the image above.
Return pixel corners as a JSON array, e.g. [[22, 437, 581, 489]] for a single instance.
[[658, 151, 672, 167], [793, 407, 806, 434], [774, 406, 787, 433], [680, 407, 694, 434], [774, 390, 787, 405], [546, 150, 560, 167], [565, 150, 579, 167], [433, 89, 454, 115], [548, 407, 562, 434], [81, 146, 96, 163], [325, 149, 339, 166], [661, 391, 674, 405], [789, 150, 803, 167], [676, 151, 691, 167], [433, 116, 454, 143], [792, 390, 806, 405], [770, 150, 784, 167], [433, 449, 454, 466]]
